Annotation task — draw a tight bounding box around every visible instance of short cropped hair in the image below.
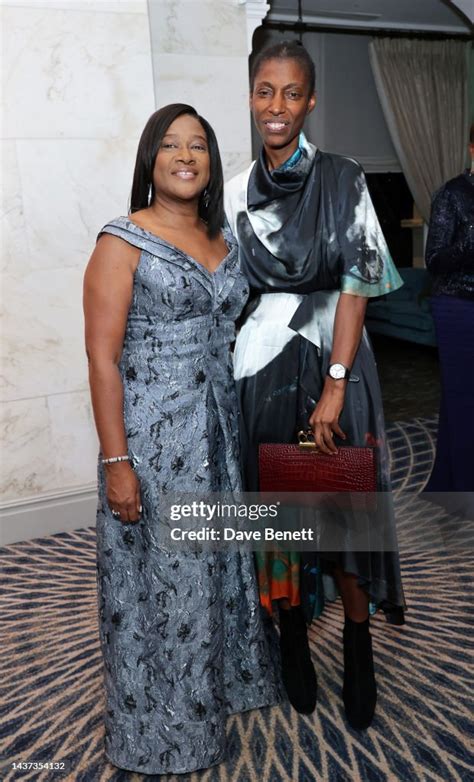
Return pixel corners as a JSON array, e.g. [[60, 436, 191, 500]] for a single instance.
[[250, 40, 316, 96]]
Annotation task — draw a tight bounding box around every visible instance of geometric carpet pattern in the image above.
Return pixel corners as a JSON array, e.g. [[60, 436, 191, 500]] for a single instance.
[[1, 418, 473, 781]]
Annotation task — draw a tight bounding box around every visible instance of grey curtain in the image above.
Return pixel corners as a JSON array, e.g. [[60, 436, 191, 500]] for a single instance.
[[369, 38, 469, 222]]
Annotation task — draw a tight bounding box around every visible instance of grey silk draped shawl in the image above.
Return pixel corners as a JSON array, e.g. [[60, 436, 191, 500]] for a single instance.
[[236, 134, 402, 301]]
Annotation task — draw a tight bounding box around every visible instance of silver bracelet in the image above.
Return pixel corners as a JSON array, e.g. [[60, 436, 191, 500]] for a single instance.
[[101, 455, 130, 465]]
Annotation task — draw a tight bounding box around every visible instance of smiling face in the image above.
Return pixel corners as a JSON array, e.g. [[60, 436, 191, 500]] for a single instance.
[[152, 113, 210, 203], [250, 57, 316, 160]]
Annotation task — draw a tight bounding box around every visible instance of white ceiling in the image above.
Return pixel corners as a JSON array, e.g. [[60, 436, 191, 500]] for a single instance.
[[267, 0, 473, 33]]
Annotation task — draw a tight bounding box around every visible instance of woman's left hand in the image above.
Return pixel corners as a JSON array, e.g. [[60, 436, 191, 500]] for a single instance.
[[308, 381, 347, 454]]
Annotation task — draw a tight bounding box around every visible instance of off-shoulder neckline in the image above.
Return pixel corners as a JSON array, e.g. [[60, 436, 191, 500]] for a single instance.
[[113, 215, 235, 277]]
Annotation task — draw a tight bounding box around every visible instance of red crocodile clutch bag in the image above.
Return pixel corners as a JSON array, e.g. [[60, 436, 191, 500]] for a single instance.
[[258, 432, 377, 493]]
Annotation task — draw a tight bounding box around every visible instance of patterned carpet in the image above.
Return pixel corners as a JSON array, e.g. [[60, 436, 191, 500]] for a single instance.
[[1, 418, 473, 782]]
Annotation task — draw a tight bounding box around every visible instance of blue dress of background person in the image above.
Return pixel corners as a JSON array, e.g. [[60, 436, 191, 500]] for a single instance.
[[425, 123, 474, 501]]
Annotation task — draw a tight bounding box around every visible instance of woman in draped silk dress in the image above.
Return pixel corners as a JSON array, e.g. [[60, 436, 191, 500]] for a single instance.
[[225, 41, 406, 730]]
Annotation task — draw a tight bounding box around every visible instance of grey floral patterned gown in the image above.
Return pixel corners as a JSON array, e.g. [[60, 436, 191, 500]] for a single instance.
[[95, 217, 282, 776]]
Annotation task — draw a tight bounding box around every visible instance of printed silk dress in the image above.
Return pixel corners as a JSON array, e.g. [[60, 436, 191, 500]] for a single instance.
[[95, 217, 282, 776], [225, 134, 406, 622]]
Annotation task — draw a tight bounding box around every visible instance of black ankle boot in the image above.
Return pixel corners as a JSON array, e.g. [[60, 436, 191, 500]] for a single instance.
[[279, 605, 317, 714], [342, 616, 377, 730]]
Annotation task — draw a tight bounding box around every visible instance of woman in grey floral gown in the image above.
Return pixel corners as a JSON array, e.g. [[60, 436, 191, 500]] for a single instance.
[[83, 104, 281, 776]]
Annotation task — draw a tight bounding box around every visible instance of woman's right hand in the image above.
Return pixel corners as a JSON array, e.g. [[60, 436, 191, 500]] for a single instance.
[[105, 462, 142, 523]]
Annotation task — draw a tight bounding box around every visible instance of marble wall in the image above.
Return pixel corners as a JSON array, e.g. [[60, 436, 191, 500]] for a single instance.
[[1, 0, 155, 512], [148, 0, 253, 182]]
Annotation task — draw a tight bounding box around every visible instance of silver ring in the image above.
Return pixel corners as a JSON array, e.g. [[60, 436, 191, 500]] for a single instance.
[[111, 509, 120, 519]]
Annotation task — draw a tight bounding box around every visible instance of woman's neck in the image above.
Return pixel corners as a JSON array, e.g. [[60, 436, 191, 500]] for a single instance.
[[264, 136, 300, 172], [148, 197, 202, 231]]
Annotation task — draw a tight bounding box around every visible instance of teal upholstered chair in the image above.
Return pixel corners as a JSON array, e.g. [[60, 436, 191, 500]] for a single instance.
[[365, 268, 437, 347]]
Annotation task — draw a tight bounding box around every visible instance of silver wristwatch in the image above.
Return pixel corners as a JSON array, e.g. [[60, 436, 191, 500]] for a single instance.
[[327, 363, 351, 380]]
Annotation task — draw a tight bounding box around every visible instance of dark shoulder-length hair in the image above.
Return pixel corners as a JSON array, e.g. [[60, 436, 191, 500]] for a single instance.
[[129, 103, 224, 238]]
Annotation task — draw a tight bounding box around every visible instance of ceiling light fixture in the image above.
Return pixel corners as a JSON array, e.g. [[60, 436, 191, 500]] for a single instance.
[[297, 0, 303, 41]]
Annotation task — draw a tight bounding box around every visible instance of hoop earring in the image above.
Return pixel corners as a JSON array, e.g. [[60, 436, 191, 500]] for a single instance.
[[148, 183, 153, 205], [203, 188, 210, 208]]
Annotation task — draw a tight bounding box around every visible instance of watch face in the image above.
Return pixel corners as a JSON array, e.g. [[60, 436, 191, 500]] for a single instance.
[[329, 363, 346, 379]]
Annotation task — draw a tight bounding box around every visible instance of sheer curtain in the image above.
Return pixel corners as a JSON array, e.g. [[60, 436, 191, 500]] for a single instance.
[[369, 38, 469, 222]]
